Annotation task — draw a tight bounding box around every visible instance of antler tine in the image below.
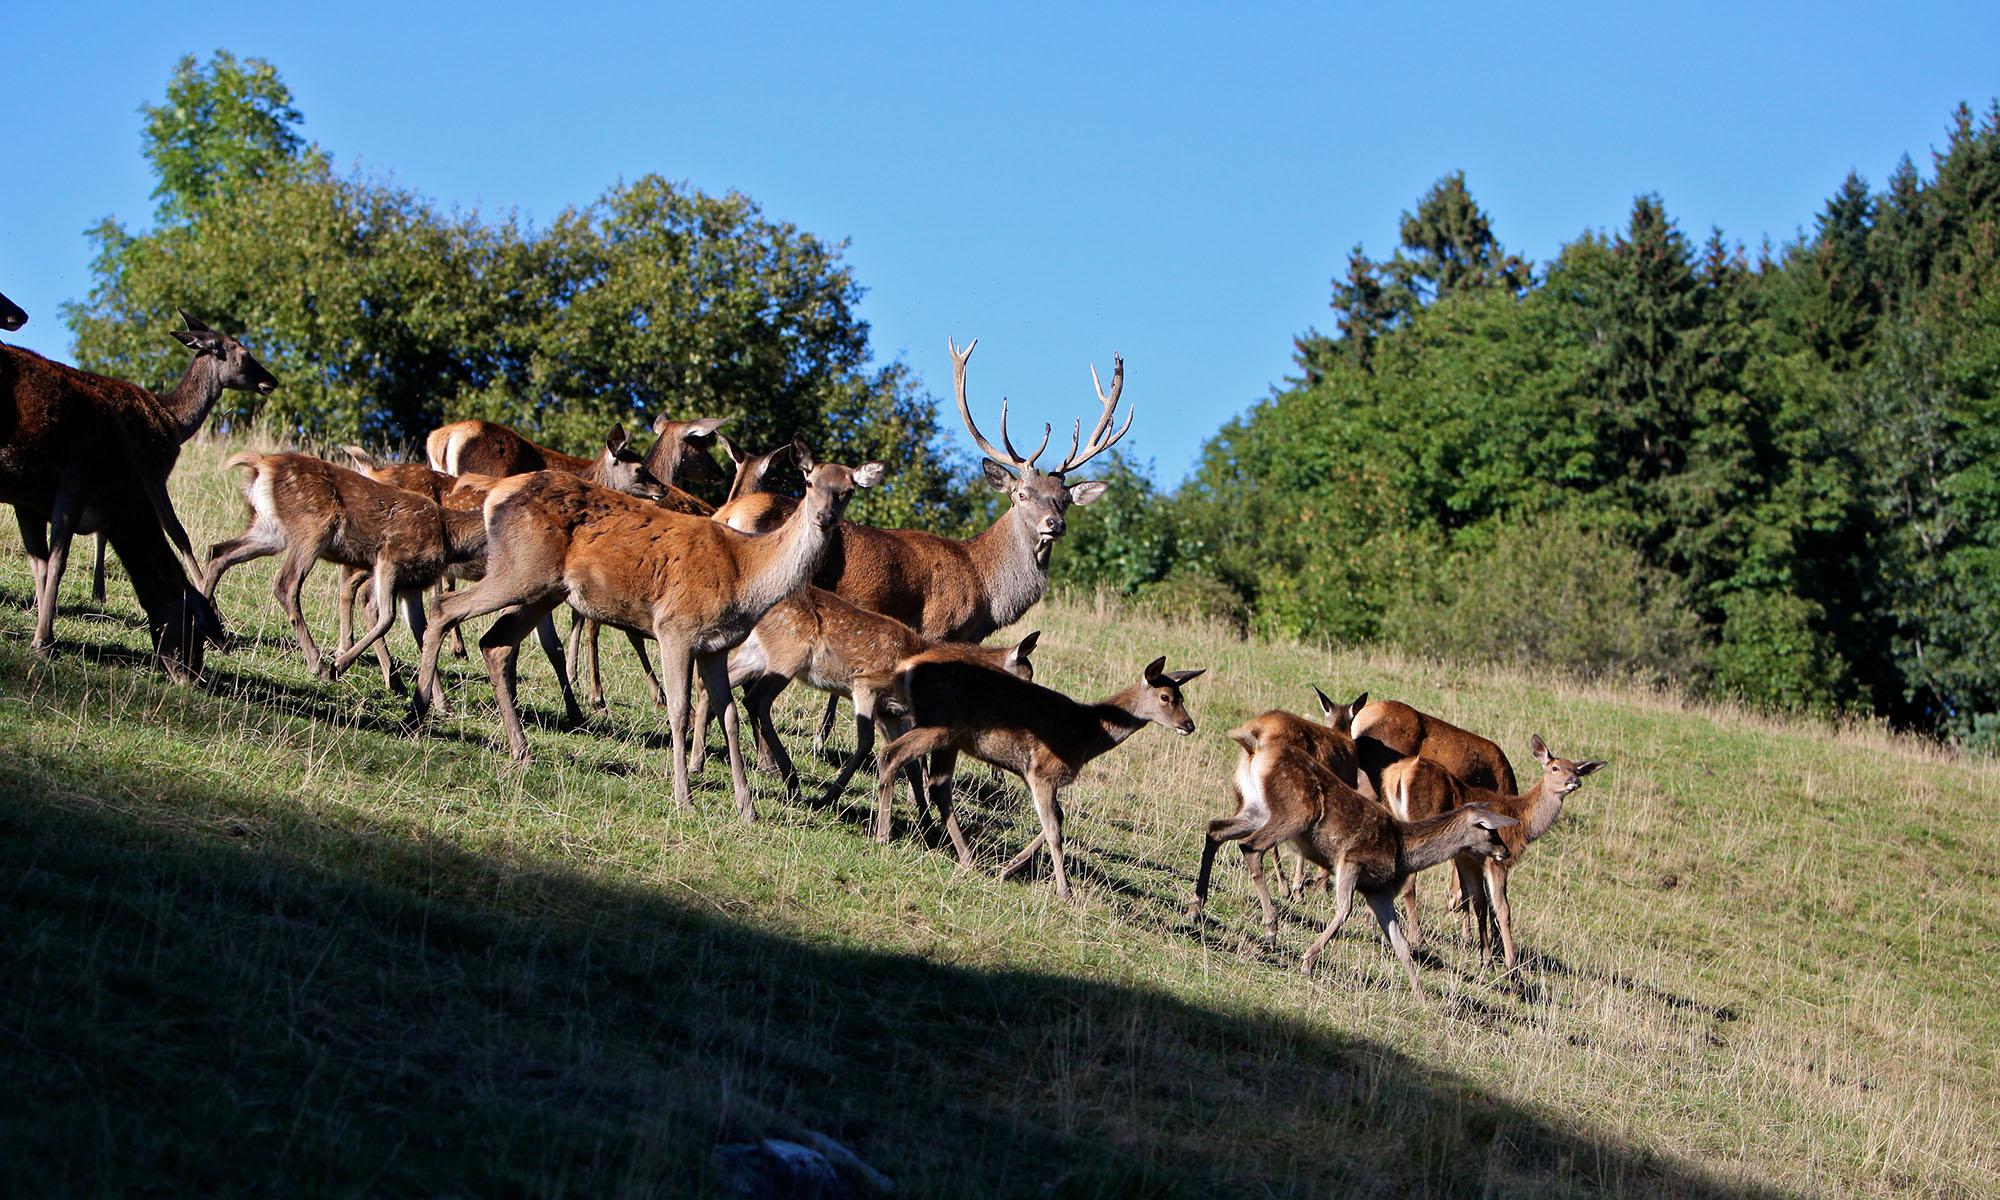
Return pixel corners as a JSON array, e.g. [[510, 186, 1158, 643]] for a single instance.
[[995, 397, 1052, 470], [1056, 352, 1131, 474], [949, 335, 1019, 469]]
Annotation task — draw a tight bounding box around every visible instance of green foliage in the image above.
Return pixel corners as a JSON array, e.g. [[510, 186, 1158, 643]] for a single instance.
[[1048, 451, 1176, 595], [64, 52, 963, 528]]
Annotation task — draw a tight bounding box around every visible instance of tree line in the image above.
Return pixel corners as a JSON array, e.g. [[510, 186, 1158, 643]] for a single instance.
[[61, 54, 2000, 744], [1058, 105, 2000, 745]]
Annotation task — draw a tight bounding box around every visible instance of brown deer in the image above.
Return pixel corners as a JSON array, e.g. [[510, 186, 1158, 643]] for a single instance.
[[872, 655, 1202, 900], [1378, 736, 1604, 972], [1190, 713, 1519, 997], [720, 586, 1040, 804], [412, 443, 883, 821], [1348, 697, 1518, 797], [1240, 703, 1377, 900], [0, 290, 25, 331], [2, 312, 273, 667], [714, 337, 1129, 754], [718, 433, 793, 504], [425, 413, 727, 491], [200, 453, 490, 702]]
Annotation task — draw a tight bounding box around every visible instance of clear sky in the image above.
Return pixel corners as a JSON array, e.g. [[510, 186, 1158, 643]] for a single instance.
[[4, 3, 1996, 483]]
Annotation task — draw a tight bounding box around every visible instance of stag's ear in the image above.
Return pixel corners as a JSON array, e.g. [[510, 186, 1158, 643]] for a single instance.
[[1069, 480, 1109, 506], [1142, 655, 1168, 684], [176, 308, 214, 333], [685, 415, 729, 440], [1576, 760, 1606, 777], [1531, 734, 1551, 764], [791, 438, 817, 473], [981, 459, 1015, 490], [605, 426, 629, 455], [852, 462, 886, 489]]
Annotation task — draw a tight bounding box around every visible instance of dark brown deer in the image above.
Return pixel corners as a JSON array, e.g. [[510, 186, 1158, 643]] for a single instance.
[[1189, 713, 1519, 997], [1378, 736, 1604, 971], [872, 655, 1202, 900], [1240, 704, 1377, 900], [2, 313, 273, 666], [714, 337, 1129, 753], [412, 444, 882, 820], [719, 586, 1040, 803], [0, 290, 26, 332], [200, 453, 489, 701]]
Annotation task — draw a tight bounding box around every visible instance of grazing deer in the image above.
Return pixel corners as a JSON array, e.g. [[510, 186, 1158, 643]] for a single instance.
[[714, 337, 1129, 754], [1190, 713, 1519, 997], [872, 655, 1202, 900], [2, 312, 272, 668], [1348, 697, 1517, 797], [720, 586, 1040, 803], [412, 442, 882, 821], [1378, 736, 1604, 972], [200, 453, 489, 701], [0, 290, 26, 331]]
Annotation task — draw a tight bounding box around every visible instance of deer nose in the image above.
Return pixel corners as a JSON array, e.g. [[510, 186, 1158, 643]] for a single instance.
[[1042, 516, 1064, 537]]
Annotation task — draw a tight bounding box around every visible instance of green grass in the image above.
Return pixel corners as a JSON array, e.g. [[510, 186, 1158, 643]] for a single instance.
[[1, 434, 1995, 1197]]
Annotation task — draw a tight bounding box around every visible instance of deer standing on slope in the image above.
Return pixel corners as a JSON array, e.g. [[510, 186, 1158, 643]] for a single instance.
[[413, 444, 882, 820], [713, 337, 1129, 761], [1378, 735, 1604, 972], [2, 313, 273, 671], [872, 654, 1202, 900], [1190, 713, 1519, 997]]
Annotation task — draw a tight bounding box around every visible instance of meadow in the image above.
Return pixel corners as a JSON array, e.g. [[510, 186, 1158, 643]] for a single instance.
[[1, 434, 1994, 1198]]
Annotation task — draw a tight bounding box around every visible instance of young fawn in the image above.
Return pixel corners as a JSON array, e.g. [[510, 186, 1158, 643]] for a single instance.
[[1378, 735, 1604, 971], [1190, 713, 1518, 997], [715, 586, 1040, 805], [872, 655, 1203, 900]]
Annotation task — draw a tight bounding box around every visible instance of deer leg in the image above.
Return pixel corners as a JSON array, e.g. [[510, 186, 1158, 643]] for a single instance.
[[16, 509, 50, 602], [742, 675, 801, 798], [31, 487, 81, 650], [563, 612, 588, 701], [442, 576, 467, 658], [400, 589, 433, 705], [335, 566, 362, 656], [1366, 888, 1426, 998], [1301, 858, 1359, 975], [1400, 874, 1424, 953], [532, 613, 587, 727], [271, 546, 326, 678], [1488, 861, 1519, 972], [924, 746, 972, 865], [689, 680, 712, 775], [91, 534, 108, 603], [812, 691, 840, 755], [1187, 812, 1259, 925], [873, 725, 953, 847], [332, 567, 401, 681], [1243, 846, 1283, 943], [1017, 779, 1071, 900], [653, 630, 697, 811], [479, 599, 561, 763], [414, 572, 549, 721], [697, 652, 755, 821], [624, 626, 665, 707], [820, 698, 875, 806]]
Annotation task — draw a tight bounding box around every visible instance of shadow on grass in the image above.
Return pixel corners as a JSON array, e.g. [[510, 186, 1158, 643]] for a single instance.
[[0, 769, 1787, 1199]]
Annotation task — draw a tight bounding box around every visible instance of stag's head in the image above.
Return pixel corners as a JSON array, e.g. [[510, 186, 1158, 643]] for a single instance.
[[0, 290, 26, 332], [949, 337, 1130, 568], [595, 426, 669, 501], [1530, 734, 1606, 799], [170, 311, 278, 395], [791, 438, 886, 530], [1136, 656, 1205, 736], [646, 414, 732, 492]]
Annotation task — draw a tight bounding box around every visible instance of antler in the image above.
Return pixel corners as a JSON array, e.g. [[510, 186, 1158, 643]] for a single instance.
[[950, 337, 1050, 474], [1053, 353, 1131, 475]]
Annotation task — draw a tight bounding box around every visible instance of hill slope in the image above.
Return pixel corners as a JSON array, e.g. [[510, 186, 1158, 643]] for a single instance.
[[1, 436, 1994, 1197]]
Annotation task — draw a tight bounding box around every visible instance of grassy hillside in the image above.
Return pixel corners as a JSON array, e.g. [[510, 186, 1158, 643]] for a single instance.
[[1, 435, 1995, 1198]]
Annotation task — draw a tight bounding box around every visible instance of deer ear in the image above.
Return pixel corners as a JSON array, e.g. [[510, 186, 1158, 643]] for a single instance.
[[1166, 667, 1206, 686], [177, 308, 214, 333], [1349, 692, 1368, 714], [686, 415, 730, 440], [1470, 809, 1519, 830], [1531, 734, 1551, 764], [791, 438, 817, 473], [1142, 655, 1168, 683], [1576, 760, 1606, 777], [1013, 630, 1040, 659], [169, 328, 220, 354], [717, 433, 745, 466], [852, 462, 886, 489], [343, 445, 376, 469], [1069, 480, 1109, 506], [605, 426, 629, 455], [1313, 686, 1335, 717], [650, 414, 672, 436], [981, 459, 1015, 490], [1227, 724, 1259, 752]]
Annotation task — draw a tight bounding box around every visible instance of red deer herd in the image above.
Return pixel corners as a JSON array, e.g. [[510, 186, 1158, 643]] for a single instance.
[[0, 299, 1606, 996]]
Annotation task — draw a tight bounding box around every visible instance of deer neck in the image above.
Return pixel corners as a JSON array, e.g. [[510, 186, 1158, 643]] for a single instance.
[[159, 354, 226, 444], [1075, 684, 1152, 763], [736, 500, 835, 615], [1514, 779, 1564, 843], [966, 504, 1049, 630]]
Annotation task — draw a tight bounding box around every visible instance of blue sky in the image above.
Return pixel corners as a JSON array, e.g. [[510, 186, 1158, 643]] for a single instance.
[[4, 3, 1996, 483]]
